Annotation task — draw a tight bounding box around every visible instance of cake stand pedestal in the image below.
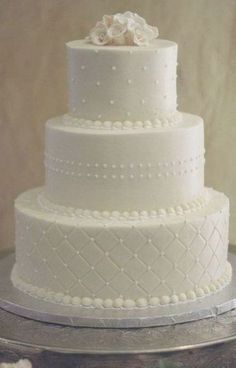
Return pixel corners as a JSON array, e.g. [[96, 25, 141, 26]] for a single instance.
[[0, 250, 236, 367]]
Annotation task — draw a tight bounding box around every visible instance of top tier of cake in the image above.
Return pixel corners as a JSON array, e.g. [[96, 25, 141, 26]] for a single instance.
[[67, 39, 177, 122]]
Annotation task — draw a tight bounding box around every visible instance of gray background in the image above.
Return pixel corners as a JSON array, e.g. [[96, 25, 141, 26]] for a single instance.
[[0, 0, 235, 250]]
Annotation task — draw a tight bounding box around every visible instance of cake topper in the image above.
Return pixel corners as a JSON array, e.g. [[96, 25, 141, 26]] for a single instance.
[[86, 11, 159, 46]]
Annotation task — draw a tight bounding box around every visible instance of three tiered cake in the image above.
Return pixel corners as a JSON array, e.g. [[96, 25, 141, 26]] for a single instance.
[[12, 12, 231, 310]]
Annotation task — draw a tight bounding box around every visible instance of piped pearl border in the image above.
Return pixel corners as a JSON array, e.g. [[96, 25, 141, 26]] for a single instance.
[[11, 263, 232, 309], [63, 111, 182, 130], [37, 190, 209, 220]]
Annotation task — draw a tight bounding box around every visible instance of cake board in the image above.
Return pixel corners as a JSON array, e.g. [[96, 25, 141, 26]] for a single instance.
[[0, 251, 236, 329]]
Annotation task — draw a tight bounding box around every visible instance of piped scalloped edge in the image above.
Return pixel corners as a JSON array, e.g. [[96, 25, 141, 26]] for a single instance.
[[62, 111, 182, 130], [11, 262, 232, 310], [37, 189, 209, 221]]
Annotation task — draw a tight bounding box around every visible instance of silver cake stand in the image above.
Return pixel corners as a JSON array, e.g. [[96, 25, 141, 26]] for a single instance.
[[1, 249, 236, 367]]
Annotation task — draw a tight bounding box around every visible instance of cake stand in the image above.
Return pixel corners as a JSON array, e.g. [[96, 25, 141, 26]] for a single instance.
[[0, 249, 236, 368]]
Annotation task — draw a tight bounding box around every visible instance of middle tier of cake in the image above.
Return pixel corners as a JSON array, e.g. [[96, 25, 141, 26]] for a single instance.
[[44, 112, 204, 211]]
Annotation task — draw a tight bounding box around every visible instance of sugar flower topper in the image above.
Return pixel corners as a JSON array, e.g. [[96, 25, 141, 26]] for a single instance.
[[86, 11, 159, 46]]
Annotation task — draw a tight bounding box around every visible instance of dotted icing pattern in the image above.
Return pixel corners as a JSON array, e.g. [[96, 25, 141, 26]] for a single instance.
[[11, 263, 232, 309], [44, 152, 205, 180], [37, 189, 208, 220], [62, 112, 182, 130]]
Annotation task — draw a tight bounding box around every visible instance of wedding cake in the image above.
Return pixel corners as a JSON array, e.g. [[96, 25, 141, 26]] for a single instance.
[[11, 12, 231, 310]]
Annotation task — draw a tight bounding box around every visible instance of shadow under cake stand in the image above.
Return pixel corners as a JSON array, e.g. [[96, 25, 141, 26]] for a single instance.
[[0, 251, 236, 367]]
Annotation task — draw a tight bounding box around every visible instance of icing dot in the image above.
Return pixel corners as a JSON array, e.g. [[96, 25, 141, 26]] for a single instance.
[[96, 81, 100, 86], [124, 120, 132, 128], [142, 65, 148, 71], [104, 121, 112, 128], [82, 99, 86, 103], [136, 298, 147, 307], [123, 299, 135, 308], [93, 298, 103, 307], [141, 99, 145, 104], [161, 296, 170, 305], [170, 295, 179, 304], [127, 79, 132, 84], [81, 65, 85, 70], [110, 100, 114, 105], [112, 66, 116, 70], [102, 211, 109, 217], [114, 121, 122, 128], [135, 121, 143, 128], [155, 79, 159, 85], [149, 297, 160, 306], [63, 295, 72, 304], [179, 293, 187, 302], [103, 299, 113, 308], [72, 296, 81, 305], [187, 290, 196, 300], [114, 298, 123, 308], [97, 114, 102, 119], [196, 288, 204, 297], [82, 297, 92, 306], [150, 210, 157, 216]]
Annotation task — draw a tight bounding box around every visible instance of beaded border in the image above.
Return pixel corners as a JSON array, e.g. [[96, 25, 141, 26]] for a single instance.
[[62, 111, 182, 130], [11, 263, 232, 309], [37, 190, 209, 220]]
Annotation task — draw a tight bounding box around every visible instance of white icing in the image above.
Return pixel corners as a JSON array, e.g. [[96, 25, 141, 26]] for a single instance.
[[62, 112, 182, 130], [12, 27, 231, 313], [13, 187, 230, 309], [11, 262, 232, 309], [37, 188, 208, 220], [44, 113, 204, 211], [87, 12, 158, 46], [67, 39, 177, 121]]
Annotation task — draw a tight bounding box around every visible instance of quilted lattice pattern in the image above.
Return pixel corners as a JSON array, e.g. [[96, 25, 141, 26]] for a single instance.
[[14, 190, 229, 301]]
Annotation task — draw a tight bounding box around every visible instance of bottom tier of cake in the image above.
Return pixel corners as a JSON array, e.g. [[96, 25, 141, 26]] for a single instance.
[[12, 187, 231, 309]]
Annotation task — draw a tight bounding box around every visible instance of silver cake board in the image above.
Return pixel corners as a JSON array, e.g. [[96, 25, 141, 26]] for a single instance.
[[0, 253, 236, 329]]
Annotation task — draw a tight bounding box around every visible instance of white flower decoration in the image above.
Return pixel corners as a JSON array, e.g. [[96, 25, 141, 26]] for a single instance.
[[86, 11, 159, 46]]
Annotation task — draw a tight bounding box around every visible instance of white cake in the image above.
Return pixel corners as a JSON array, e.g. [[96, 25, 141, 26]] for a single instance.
[[12, 12, 231, 309]]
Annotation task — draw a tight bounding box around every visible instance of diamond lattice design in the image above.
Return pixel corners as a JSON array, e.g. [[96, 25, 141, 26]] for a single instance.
[[15, 199, 229, 300]]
